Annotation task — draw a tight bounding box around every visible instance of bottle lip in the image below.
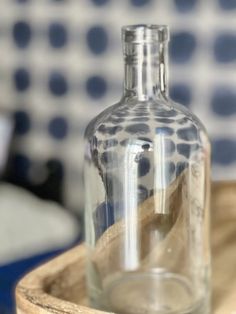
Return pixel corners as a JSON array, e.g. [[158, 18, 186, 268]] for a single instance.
[[122, 24, 169, 44]]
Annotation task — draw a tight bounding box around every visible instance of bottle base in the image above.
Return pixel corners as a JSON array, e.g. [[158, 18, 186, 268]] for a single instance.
[[90, 270, 210, 314]]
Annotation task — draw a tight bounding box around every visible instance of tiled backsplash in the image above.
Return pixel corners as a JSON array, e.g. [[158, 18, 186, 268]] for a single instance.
[[0, 0, 236, 212]]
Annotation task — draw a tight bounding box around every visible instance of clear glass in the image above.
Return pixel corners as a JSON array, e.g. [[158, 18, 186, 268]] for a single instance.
[[84, 25, 211, 314]]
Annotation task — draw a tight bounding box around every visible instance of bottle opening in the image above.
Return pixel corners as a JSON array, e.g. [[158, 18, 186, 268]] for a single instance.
[[122, 24, 169, 44]]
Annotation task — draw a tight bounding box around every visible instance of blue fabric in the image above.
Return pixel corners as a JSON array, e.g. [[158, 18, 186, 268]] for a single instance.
[[0, 236, 81, 314]]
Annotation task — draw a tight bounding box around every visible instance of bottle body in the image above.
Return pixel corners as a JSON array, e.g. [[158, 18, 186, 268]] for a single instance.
[[84, 25, 211, 314]]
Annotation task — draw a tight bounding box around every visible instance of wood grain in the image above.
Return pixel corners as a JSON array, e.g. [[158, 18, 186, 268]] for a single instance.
[[15, 181, 236, 314]]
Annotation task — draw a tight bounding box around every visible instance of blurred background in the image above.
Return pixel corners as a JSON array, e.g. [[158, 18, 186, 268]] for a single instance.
[[0, 0, 236, 313]]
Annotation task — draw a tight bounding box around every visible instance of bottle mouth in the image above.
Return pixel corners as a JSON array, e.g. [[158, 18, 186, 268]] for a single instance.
[[122, 24, 169, 44]]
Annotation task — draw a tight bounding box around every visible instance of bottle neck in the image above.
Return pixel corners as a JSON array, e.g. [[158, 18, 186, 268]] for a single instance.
[[123, 41, 168, 101]]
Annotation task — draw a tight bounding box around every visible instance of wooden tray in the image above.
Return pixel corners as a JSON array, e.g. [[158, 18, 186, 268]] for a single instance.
[[15, 182, 236, 314]]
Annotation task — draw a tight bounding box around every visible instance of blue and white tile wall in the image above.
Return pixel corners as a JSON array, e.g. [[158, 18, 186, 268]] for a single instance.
[[0, 0, 236, 212]]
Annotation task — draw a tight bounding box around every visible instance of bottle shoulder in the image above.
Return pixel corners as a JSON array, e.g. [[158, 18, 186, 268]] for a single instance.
[[84, 101, 121, 140], [167, 98, 210, 141], [85, 97, 210, 148]]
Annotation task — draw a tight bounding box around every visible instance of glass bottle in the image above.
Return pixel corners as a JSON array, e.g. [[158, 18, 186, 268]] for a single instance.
[[84, 25, 211, 314]]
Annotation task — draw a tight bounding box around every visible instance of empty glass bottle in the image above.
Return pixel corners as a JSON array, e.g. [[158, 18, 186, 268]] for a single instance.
[[84, 25, 211, 314]]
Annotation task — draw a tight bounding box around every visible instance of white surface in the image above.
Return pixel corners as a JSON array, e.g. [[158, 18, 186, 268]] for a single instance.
[[0, 183, 79, 265]]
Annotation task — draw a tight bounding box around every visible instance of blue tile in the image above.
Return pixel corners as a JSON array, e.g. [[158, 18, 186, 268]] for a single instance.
[[125, 123, 150, 134], [212, 138, 236, 165], [176, 161, 188, 176], [12, 21, 31, 48], [177, 117, 189, 125], [13, 68, 30, 92], [101, 151, 118, 167], [177, 143, 199, 158], [163, 161, 176, 185], [48, 22, 67, 48], [46, 159, 64, 180], [102, 139, 118, 149], [170, 83, 192, 107], [12, 154, 31, 180], [16, 0, 29, 3], [130, 0, 152, 6], [48, 116, 68, 139], [90, 0, 110, 5], [138, 185, 149, 202], [86, 25, 108, 54], [214, 33, 236, 63], [211, 87, 236, 116], [164, 139, 176, 156], [98, 124, 122, 135], [13, 111, 31, 135], [103, 173, 122, 201], [155, 126, 174, 136], [173, 0, 198, 12], [155, 118, 175, 124], [86, 75, 107, 99], [94, 202, 114, 239], [170, 31, 197, 63], [177, 125, 198, 141], [48, 71, 68, 96], [218, 0, 236, 10], [138, 157, 150, 177], [154, 109, 178, 117]]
